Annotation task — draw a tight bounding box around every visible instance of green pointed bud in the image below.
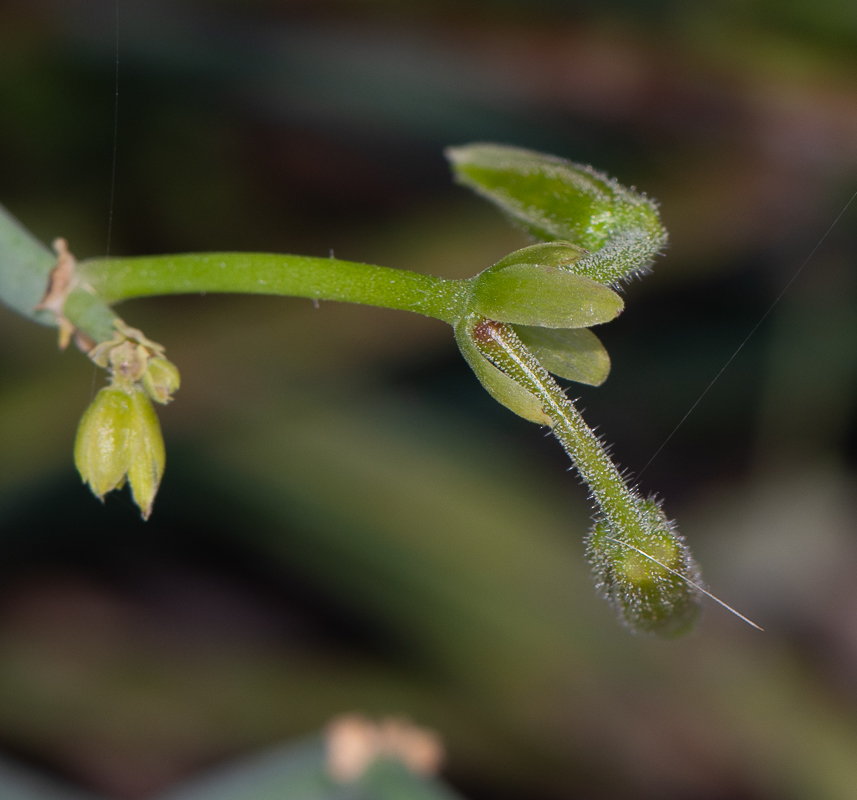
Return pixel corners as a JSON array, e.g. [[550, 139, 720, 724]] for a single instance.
[[141, 357, 181, 404], [446, 144, 667, 285], [585, 498, 702, 638], [126, 390, 166, 520], [74, 387, 134, 500]]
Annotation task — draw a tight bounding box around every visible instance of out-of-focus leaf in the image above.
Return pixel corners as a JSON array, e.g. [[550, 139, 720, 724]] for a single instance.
[[359, 761, 462, 800], [469, 264, 623, 328], [151, 740, 334, 800], [512, 325, 610, 386], [154, 739, 461, 800], [0, 757, 101, 800]]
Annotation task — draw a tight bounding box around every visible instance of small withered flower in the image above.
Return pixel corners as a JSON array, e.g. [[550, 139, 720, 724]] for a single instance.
[[141, 356, 181, 404]]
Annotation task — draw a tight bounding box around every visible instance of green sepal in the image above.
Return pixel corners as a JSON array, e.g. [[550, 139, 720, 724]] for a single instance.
[[482, 241, 587, 274], [469, 262, 623, 328], [446, 143, 667, 285], [513, 325, 611, 386], [454, 317, 551, 426]]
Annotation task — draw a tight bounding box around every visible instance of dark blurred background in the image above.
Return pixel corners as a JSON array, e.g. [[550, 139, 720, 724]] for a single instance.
[[3, 1, 857, 798]]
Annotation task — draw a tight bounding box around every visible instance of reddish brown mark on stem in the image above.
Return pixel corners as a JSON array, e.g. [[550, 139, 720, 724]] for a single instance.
[[471, 318, 505, 345]]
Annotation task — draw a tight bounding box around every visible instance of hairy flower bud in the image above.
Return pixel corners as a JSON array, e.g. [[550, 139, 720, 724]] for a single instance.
[[585, 498, 702, 637], [74, 386, 165, 519], [141, 356, 181, 404]]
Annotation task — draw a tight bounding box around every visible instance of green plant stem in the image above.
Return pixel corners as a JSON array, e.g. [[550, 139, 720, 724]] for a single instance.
[[0, 203, 58, 327], [0, 201, 470, 343], [77, 253, 468, 330], [467, 315, 644, 536]]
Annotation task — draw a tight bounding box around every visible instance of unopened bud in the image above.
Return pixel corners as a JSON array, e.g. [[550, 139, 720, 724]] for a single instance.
[[126, 390, 165, 520], [585, 499, 702, 638], [141, 357, 181, 404], [73, 387, 165, 519], [74, 388, 133, 500]]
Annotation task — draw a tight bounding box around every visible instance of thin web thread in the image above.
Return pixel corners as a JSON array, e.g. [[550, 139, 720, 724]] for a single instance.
[[601, 533, 763, 630], [94, 0, 120, 404], [637, 187, 857, 481], [105, 1, 120, 259]]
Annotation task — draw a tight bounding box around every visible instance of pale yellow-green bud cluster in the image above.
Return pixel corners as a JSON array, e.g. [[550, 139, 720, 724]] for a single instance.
[[74, 321, 180, 519], [74, 387, 165, 519]]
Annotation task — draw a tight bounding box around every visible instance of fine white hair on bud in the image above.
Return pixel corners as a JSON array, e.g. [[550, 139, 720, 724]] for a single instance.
[[585, 497, 702, 637]]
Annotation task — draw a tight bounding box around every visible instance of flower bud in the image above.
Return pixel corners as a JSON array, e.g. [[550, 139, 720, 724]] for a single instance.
[[74, 388, 133, 500], [73, 387, 165, 519], [585, 498, 702, 637], [126, 390, 165, 520], [141, 357, 181, 404]]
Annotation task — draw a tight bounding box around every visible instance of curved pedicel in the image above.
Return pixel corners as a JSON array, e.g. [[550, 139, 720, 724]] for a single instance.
[[457, 313, 704, 636]]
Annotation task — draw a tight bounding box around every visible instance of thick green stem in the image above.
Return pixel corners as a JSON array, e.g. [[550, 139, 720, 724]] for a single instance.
[[0, 203, 59, 327], [77, 253, 468, 328]]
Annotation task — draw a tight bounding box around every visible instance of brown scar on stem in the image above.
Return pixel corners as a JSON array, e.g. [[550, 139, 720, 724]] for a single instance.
[[471, 318, 505, 344], [34, 238, 94, 351]]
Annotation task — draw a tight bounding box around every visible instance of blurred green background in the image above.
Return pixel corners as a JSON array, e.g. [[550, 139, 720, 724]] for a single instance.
[[4, 1, 857, 798]]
